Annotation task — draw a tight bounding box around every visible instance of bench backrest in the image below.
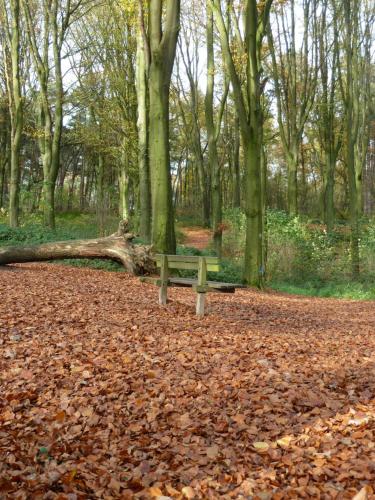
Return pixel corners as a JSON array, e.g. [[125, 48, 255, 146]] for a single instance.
[[155, 254, 220, 272]]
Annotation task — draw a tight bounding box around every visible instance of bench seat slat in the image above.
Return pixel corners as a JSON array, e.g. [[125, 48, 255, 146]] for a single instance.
[[155, 254, 219, 264], [155, 254, 220, 271], [155, 261, 220, 272], [169, 277, 243, 293]]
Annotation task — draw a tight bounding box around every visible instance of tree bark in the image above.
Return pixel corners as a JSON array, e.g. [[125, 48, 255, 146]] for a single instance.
[[205, 1, 228, 256], [0, 221, 155, 275], [232, 116, 241, 208], [211, 0, 271, 287], [147, 0, 180, 254], [4, 0, 23, 228], [342, 0, 360, 278], [136, 13, 151, 242]]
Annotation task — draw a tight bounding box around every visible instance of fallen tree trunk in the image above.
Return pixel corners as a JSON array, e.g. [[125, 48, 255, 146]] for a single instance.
[[0, 220, 155, 275]]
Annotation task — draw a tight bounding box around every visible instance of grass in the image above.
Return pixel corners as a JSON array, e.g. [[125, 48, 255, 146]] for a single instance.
[[271, 281, 375, 300]]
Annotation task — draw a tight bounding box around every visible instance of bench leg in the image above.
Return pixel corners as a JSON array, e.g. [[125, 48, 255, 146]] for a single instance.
[[196, 293, 206, 316], [159, 284, 168, 305]]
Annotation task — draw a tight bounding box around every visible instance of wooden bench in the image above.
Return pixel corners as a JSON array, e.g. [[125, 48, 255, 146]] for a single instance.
[[140, 254, 244, 316]]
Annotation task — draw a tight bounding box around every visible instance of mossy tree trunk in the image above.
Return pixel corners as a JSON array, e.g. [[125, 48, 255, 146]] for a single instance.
[[136, 10, 151, 243], [205, 2, 229, 257], [211, 0, 272, 287], [22, 0, 71, 230], [3, 0, 24, 228], [317, 1, 342, 234], [232, 116, 241, 208], [146, 0, 180, 254], [342, 0, 360, 277]]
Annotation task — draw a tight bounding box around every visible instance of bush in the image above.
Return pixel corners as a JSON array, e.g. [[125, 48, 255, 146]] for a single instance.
[[0, 224, 63, 245], [221, 208, 375, 296]]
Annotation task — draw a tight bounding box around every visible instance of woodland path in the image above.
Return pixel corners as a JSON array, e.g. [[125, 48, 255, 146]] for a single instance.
[[1, 263, 374, 498], [182, 226, 211, 250]]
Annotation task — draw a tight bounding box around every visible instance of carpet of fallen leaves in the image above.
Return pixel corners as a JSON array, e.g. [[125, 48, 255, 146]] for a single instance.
[[1, 263, 375, 499]]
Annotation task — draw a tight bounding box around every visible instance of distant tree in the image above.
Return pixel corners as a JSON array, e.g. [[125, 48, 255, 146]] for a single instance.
[[211, 0, 273, 286], [1, 0, 23, 227]]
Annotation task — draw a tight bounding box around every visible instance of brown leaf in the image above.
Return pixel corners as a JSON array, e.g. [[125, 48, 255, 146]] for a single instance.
[[206, 445, 219, 459], [253, 442, 270, 452], [181, 486, 195, 499], [178, 413, 192, 429], [352, 487, 370, 500]]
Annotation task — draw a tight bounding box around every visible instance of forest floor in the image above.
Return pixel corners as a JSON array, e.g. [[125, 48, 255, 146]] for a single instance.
[[1, 262, 375, 499]]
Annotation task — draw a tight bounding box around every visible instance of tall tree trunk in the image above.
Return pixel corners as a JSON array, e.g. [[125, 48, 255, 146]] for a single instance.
[[149, 66, 176, 253], [323, 151, 335, 232], [22, 0, 66, 229], [206, 7, 221, 254], [119, 141, 130, 221], [211, 0, 271, 286], [136, 17, 151, 242], [96, 152, 105, 236], [286, 143, 298, 216], [147, 0, 180, 254], [44, 0, 64, 229], [205, 2, 228, 256], [343, 0, 360, 277], [318, 2, 342, 233], [7, 0, 23, 227], [232, 116, 241, 208], [79, 155, 86, 211]]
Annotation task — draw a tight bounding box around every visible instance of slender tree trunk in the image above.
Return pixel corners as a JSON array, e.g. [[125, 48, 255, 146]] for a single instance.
[[67, 170, 77, 211], [287, 144, 298, 216], [211, 0, 271, 287], [8, 0, 23, 227], [232, 116, 241, 208], [318, 2, 341, 233], [45, 1, 63, 229], [343, 0, 360, 277], [79, 156, 86, 211], [37, 83, 54, 228], [205, 2, 227, 256], [136, 21, 151, 242], [96, 153, 105, 236], [119, 141, 130, 221], [323, 151, 335, 232]]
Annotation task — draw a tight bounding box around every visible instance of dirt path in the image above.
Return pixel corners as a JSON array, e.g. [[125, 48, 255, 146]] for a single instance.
[[182, 226, 211, 250], [1, 263, 375, 498]]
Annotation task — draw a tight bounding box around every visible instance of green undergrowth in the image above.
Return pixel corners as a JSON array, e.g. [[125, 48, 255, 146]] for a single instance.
[[2, 211, 375, 299], [271, 281, 375, 300], [222, 208, 375, 300]]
